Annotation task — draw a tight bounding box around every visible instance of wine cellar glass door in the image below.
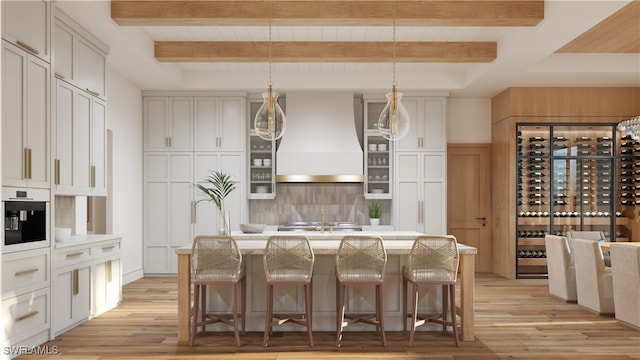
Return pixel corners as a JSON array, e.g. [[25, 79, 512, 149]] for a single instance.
[[516, 124, 621, 278]]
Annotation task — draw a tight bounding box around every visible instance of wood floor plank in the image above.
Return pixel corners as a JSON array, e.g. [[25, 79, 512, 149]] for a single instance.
[[20, 274, 640, 359]]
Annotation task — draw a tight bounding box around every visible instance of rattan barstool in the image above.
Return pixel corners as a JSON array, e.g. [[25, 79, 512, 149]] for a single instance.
[[263, 235, 315, 347], [402, 235, 460, 347], [335, 235, 387, 347], [190, 235, 246, 347]]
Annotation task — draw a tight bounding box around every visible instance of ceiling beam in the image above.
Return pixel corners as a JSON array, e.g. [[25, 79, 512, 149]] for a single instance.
[[112, 0, 544, 26], [154, 41, 497, 62]]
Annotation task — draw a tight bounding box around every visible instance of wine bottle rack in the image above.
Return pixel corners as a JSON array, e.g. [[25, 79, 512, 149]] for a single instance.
[[515, 124, 632, 278]]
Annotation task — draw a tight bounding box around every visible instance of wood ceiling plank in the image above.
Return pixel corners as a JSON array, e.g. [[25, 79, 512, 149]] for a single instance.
[[112, 0, 544, 26], [556, 1, 639, 54], [154, 41, 497, 62]]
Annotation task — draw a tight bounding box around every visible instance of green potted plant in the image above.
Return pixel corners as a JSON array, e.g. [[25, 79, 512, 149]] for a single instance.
[[368, 202, 381, 226], [195, 170, 237, 235]]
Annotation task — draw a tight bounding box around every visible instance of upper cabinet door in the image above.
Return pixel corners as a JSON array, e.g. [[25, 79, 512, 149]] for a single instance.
[[2, 0, 51, 63], [1, 41, 50, 189], [194, 97, 219, 151], [54, 10, 108, 99], [168, 97, 194, 151], [396, 97, 446, 152], [218, 97, 245, 151]]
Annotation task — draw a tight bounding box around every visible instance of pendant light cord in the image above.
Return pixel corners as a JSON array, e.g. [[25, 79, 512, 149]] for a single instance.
[[268, 5, 272, 86], [392, 3, 396, 86]]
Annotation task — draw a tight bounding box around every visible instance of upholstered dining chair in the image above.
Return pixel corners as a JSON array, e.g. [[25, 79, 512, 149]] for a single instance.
[[610, 243, 640, 330], [263, 235, 315, 347], [190, 235, 246, 347], [566, 230, 610, 267], [544, 235, 577, 302], [335, 235, 387, 347], [572, 238, 615, 315], [402, 235, 460, 347]]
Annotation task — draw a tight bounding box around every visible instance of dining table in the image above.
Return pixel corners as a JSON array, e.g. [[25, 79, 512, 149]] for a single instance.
[[175, 231, 478, 343], [599, 241, 640, 251]]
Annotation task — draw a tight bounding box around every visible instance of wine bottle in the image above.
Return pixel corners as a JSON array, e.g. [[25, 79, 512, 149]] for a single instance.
[[554, 193, 568, 198], [597, 136, 612, 142], [553, 136, 568, 142], [621, 141, 635, 147], [554, 200, 568, 205], [597, 143, 611, 148], [576, 136, 592, 141], [578, 143, 591, 148], [529, 143, 545, 149], [529, 178, 544, 184], [529, 150, 545, 156], [529, 186, 544, 191], [529, 164, 545, 170], [621, 149, 633, 155], [529, 193, 543, 198], [529, 136, 546, 142]]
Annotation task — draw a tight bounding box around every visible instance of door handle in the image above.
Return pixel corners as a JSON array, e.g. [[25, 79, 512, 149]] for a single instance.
[[475, 217, 486, 221]]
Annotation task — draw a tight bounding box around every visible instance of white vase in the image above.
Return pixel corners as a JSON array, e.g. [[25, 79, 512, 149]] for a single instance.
[[369, 218, 380, 226]]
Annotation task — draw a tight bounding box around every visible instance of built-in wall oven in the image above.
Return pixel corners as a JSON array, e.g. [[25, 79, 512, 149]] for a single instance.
[[2, 187, 50, 253]]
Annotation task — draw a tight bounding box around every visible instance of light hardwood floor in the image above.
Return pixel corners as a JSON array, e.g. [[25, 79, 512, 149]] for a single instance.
[[26, 274, 639, 359]]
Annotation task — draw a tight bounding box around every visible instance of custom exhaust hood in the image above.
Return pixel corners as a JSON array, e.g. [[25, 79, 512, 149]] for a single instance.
[[276, 92, 364, 183]]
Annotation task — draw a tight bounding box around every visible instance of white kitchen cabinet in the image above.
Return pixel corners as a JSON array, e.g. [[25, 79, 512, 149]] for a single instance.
[[195, 97, 246, 152], [144, 153, 194, 274], [1, 287, 50, 356], [395, 96, 446, 152], [1, 247, 50, 301], [92, 240, 122, 317], [363, 96, 392, 199], [53, 9, 107, 99], [51, 263, 91, 336], [1, 0, 51, 63], [144, 97, 194, 152], [247, 97, 276, 198], [394, 152, 447, 234], [52, 79, 107, 195], [194, 152, 245, 236], [2, 40, 50, 189], [52, 237, 122, 337]]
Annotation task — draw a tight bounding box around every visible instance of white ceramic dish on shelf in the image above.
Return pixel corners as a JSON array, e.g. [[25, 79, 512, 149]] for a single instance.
[[54, 228, 72, 242], [240, 223, 266, 233]]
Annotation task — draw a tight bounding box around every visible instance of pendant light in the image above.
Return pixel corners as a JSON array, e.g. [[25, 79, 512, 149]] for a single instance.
[[377, 2, 410, 141], [254, 4, 286, 141]]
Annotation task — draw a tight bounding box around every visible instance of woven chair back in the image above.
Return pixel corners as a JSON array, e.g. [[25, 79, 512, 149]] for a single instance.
[[407, 235, 459, 282], [191, 235, 243, 282], [336, 235, 387, 282], [263, 235, 315, 282]]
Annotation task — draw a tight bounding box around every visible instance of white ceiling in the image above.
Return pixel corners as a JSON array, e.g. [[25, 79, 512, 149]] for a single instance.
[[55, 0, 640, 98]]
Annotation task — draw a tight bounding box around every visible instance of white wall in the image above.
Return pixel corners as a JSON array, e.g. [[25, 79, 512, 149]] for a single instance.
[[106, 68, 144, 284], [447, 98, 492, 143]]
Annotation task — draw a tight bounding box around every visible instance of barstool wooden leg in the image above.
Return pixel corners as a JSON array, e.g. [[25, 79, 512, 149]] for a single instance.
[[377, 284, 387, 347], [410, 282, 418, 346], [263, 284, 273, 347], [305, 282, 314, 347], [442, 284, 448, 334], [336, 281, 345, 347], [402, 276, 408, 333], [450, 284, 459, 347], [190, 284, 200, 347], [241, 276, 247, 335], [232, 282, 240, 347]]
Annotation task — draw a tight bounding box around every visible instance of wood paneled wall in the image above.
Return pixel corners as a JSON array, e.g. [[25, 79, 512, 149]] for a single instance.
[[490, 87, 640, 279]]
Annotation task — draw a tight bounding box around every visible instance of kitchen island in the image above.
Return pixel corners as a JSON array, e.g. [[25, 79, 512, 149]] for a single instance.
[[175, 231, 477, 343]]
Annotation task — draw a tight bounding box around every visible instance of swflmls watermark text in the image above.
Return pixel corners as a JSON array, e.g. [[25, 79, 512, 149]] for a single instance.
[[3, 345, 60, 356]]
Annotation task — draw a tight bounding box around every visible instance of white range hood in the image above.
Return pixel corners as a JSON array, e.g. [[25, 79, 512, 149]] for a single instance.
[[276, 91, 364, 183]]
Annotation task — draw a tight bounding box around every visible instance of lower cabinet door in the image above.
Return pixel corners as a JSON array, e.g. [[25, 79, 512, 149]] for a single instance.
[[52, 263, 91, 336], [2, 287, 50, 346], [93, 256, 122, 317]]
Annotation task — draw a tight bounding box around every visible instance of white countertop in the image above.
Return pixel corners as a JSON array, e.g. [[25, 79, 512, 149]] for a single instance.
[[54, 234, 121, 249], [175, 231, 477, 255]]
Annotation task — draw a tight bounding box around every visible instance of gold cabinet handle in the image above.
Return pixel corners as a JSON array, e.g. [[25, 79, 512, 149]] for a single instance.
[[72, 269, 79, 295], [16, 310, 39, 322], [23, 148, 29, 179], [15, 268, 39, 276], [55, 159, 60, 185], [16, 40, 40, 55], [66, 251, 84, 258], [91, 165, 96, 188], [102, 245, 116, 252], [54, 72, 65, 79], [85, 88, 100, 97]]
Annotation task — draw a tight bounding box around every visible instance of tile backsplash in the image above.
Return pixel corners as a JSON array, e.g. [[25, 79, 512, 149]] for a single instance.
[[249, 183, 390, 225]]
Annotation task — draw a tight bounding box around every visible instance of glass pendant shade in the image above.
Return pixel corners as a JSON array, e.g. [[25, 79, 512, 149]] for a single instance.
[[254, 84, 286, 141], [378, 84, 410, 141]]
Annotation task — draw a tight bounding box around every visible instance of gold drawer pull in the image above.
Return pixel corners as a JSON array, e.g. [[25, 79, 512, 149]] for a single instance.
[[66, 252, 84, 258], [15, 268, 39, 276], [102, 245, 116, 251], [16, 310, 39, 322], [16, 41, 40, 55], [85, 88, 100, 97]]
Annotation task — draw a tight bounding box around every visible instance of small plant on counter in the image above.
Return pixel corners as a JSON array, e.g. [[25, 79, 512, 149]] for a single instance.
[[369, 203, 381, 226], [195, 170, 237, 235]]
